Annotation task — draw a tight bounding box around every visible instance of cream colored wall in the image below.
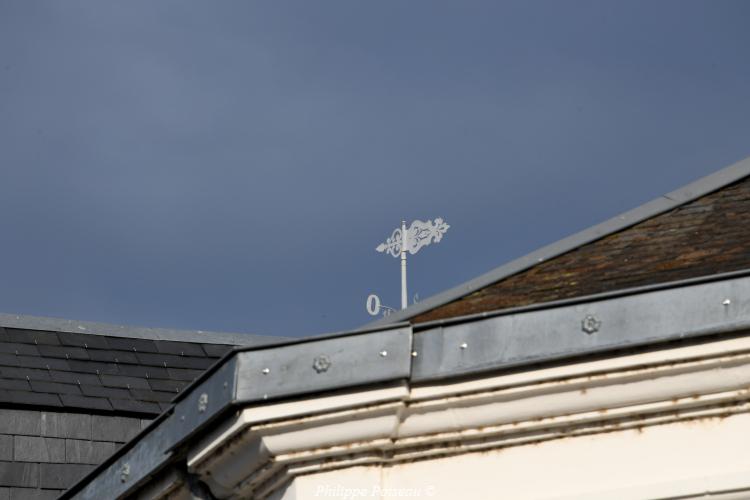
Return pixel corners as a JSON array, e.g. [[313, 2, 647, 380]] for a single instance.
[[285, 412, 750, 500]]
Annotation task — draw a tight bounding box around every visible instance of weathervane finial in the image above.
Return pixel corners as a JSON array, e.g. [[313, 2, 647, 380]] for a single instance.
[[368, 218, 450, 315]]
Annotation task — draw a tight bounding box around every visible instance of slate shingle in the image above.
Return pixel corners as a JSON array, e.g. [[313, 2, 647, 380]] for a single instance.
[[41, 412, 91, 440], [109, 398, 161, 414], [0, 380, 31, 392], [0, 324, 238, 417], [35, 345, 89, 360], [86, 350, 138, 364], [65, 439, 115, 464], [0, 410, 41, 435], [13, 436, 65, 463], [4, 329, 60, 346], [117, 364, 168, 379], [135, 352, 214, 369], [39, 463, 94, 489], [154, 340, 205, 357], [0, 462, 39, 488], [0, 343, 39, 356], [66, 360, 118, 375], [91, 416, 141, 442], [29, 381, 81, 396], [147, 379, 188, 393], [166, 367, 204, 381], [0, 437, 10, 462], [0, 390, 62, 408], [57, 331, 108, 349], [79, 385, 130, 400], [58, 395, 113, 412], [99, 375, 149, 390], [104, 337, 158, 353], [8, 488, 61, 500]]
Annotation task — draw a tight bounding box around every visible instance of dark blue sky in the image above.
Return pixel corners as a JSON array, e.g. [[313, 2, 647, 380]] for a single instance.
[[1, 1, 749, 338]]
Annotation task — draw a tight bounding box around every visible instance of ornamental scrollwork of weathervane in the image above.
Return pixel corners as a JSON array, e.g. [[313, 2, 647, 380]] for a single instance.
[[367, 218, 450, 317]]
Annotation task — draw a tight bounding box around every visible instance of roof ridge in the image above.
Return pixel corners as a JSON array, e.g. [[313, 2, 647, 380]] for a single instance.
[[371, 154, 750, 325], [0, 312, 286, 346]]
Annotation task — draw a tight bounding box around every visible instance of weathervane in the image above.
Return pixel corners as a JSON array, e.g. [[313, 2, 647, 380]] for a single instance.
[[367, 218, 450, 316]]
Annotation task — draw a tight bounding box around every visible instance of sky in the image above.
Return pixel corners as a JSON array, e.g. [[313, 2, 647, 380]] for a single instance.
[[1, 1, 749, 339]]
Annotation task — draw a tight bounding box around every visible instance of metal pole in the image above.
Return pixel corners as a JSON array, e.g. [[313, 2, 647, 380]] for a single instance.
[[401, 220, 407, 309]]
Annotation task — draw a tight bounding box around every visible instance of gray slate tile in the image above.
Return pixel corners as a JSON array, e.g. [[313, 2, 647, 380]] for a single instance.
[[92, 416, 141, 442], [99, 374, 149, 390], [4, 329, 60, 346], [39, 463, 93, 489], [0, 462, 39, 487], [29, 381, 81, 395], [0, 390, 62, 408], [0, 410, 41, 435], [0, 437, 10, 462], [109, 398, 161, 414], [59, 394, 113, 411], [9, 488, 61, 500], [57, 331, 108, 349], [65, 439, 115, 464], [13, 436, 64, 463], [154, 340, 205, 357], [41, 412, 91, 440]]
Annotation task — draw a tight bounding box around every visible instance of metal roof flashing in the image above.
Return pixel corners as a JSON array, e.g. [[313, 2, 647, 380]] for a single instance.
[[64, 271, 750, 500], [370, 154, 750, 326]]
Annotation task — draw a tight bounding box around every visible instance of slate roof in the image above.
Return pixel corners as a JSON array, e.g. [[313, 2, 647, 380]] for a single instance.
[[0, 314, 280, 417], [373, 154, 750, 325]]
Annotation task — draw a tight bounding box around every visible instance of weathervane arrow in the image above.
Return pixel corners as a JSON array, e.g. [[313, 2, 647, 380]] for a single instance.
[[374, 218, 450, 310]]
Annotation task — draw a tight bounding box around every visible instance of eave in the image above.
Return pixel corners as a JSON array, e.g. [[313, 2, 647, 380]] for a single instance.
[[63, 270, 750, 499]]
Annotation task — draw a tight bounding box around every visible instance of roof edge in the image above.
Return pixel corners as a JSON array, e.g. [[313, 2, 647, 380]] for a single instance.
[[371, 154, 750, 325], [0, 312, 286, 346]]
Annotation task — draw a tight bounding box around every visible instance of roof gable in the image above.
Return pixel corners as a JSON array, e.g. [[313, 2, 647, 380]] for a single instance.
[[372, 155, 750, 325]]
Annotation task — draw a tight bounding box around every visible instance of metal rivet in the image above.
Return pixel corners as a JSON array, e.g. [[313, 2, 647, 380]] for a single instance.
[[198, 393, 208, 412], [180, 415, 185, 421], [582, 314, 601, 334], [723, 299, 731, 306], [411, 351, 418, 357], [223, 381, 228, 388], [261, 368, 270, 375], [120, 463, 130, 483], [263, 394, 268, 400], [379, 350, 388, 357], [313, 355, 332, 373], [460, 343, 468, 350]]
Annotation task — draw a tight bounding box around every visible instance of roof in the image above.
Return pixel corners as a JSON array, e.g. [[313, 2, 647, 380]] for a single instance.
[[65, 269, 750, 499], [0, 313, 283, 416], [370, 154, 750, 325]]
